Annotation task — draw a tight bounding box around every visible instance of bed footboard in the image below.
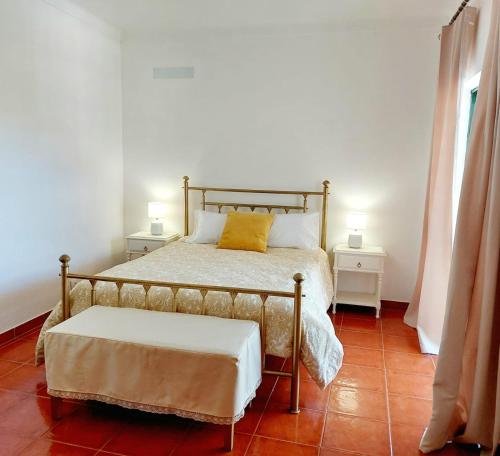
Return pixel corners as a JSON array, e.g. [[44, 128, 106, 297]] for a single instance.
[[58, 255, 304, 414]]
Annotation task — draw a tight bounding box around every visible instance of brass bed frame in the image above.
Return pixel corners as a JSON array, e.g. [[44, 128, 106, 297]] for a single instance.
[[183, 176, 330, 251], [55, 177, 330, 431]]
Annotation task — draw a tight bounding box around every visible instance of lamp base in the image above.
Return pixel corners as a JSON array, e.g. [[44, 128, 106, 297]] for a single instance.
[[150, 221, 163, 236], [348, 233, 362, 249]]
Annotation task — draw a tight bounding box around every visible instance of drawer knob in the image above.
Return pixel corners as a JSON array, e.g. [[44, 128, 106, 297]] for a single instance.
[[143, 246, 148, 252], [357, 262, 362, 268]]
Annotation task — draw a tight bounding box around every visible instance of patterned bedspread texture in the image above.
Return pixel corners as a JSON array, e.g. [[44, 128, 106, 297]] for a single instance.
[[36, 240, 343, 388]]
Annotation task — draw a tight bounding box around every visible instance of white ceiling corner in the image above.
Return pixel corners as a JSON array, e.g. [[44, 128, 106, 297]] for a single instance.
[[68, 0, 459, 34]]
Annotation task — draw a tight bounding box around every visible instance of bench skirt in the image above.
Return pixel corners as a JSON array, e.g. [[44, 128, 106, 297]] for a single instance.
[[45, 306, 262, 425]]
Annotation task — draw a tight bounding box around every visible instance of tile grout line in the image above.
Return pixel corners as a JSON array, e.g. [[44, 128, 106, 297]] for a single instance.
[[39, 438, 104, 455], [380, 315, 394, 456], [320, 308, 341, 452], [340, 327, 418, 339], [167, 419, 195, 456], [96, 432, 122, 455], [330, 309, 405, 453], [320, 309, 337, 449], [248, 433, 322, 449], [1, 342, 306, 455], [319, 373, 333, 450], [3, 316, 438, 455], [242, 357, 284, 455], [13, 436, 37, 456], [241, 433, 253, 456]]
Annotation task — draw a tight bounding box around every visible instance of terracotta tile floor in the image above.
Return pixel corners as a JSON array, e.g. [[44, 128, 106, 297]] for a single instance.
[[0, 307, 481, 456]]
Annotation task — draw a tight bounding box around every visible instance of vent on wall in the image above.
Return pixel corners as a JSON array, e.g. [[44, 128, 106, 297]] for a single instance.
[[153, 67, 194, 79]]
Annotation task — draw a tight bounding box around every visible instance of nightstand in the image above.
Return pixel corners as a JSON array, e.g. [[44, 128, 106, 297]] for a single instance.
[[332, 243, 386, 318], [126, 232, 180, 261]]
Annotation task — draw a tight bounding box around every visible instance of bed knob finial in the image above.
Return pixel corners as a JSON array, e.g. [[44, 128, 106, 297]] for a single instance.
[[59, 254, 71, 265], [322, 180, 330, 188], [183, 176, 189, 182], [293, 273, 304, 283]]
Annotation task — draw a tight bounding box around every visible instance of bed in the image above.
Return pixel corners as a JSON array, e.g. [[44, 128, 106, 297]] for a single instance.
[[36, 177, 343, 411]]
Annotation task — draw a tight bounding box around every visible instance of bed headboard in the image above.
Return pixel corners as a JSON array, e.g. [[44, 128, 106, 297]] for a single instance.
[[183, 176, 331, 250]]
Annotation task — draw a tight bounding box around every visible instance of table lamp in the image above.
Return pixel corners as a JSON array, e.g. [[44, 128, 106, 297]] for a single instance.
[[148, 202, 167, 235], [346, 212, 367, 248]]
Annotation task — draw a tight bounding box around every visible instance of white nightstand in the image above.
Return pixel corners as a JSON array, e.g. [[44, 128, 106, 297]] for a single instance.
[[332, 243, 387, 318], [126, 232, 180, 261]]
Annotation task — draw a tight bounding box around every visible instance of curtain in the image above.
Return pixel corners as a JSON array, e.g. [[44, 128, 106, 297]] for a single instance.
[[404, 7, 478, 354], [420, 1, 500, 454]]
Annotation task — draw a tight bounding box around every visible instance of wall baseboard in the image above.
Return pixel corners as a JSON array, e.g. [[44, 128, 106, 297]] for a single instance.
[[335, 300, 409, 314], [0, 311, 50, 347], [381, 300, 409, 310]]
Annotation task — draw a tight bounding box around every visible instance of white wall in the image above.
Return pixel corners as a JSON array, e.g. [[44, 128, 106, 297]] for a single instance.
[[471, 0, 493, 74], [0, 0, 123, 333], [121, 21, 442, 302]]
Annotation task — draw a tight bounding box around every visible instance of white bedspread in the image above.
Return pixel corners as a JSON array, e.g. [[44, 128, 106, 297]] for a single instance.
[[36, 241, 343, 388]]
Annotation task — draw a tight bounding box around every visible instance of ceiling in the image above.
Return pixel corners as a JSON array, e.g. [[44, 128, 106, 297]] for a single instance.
[[70, 0, 459, 33]]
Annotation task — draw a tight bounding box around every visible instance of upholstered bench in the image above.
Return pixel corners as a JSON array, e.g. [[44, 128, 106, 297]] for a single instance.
[[44, 305, 262, 451]]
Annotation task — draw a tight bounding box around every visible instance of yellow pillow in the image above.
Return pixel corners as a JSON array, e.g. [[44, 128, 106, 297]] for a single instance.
[[218, 212, 275, 253]]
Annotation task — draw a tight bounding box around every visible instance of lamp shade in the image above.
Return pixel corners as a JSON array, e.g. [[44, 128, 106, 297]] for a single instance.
[[346, 212, 367, 230], [148, 202, 167, 219]]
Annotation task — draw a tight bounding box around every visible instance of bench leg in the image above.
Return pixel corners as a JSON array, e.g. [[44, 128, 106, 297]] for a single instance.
[[51, 396, 63, 420], [223, 423, 234, 452]]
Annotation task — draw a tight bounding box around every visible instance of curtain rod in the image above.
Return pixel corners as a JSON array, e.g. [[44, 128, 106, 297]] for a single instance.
[[449, 0, 471, 25]]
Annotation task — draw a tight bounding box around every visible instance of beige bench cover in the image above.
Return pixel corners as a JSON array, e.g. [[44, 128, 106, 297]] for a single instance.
[[45, 305, 261, 425]]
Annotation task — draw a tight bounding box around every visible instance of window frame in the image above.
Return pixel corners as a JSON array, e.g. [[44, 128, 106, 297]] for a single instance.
[[452, 71, 481, 240]]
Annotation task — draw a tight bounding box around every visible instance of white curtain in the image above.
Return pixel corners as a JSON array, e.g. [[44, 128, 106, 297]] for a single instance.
[[404, 7, 478, 354], [420, 1, 500, 453]]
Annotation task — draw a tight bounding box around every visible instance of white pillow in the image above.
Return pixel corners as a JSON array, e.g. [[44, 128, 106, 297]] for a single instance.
[[185, 210, 227, 244], [267, 212, 320, 250]]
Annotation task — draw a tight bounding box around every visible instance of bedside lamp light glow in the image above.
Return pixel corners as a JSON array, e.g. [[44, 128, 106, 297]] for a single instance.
[[346, 212, 367, 248], [347, 212, 367, 230], [148, 202, 167, 235]]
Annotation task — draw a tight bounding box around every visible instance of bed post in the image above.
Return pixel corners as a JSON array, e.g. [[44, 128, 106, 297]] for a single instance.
[[183, 176, 189, 236], [59, 255, 70, 321], [290, 272, 304, 414], [320, 180, 330, 251]]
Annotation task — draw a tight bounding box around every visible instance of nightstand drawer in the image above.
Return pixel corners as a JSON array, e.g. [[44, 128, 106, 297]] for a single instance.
[[127, 238, 165, 253], [337, 254, 382, 272]]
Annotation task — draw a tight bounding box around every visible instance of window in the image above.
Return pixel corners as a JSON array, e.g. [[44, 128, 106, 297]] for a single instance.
[[467, 88, 478, 141], [453, 72, 480, 239]]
